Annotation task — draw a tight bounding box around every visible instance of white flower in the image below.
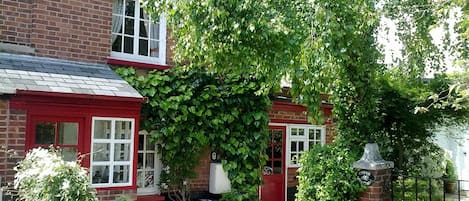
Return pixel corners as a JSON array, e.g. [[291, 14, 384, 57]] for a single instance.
[[61, 179, 70, 191], [249, 24, 255, 32]]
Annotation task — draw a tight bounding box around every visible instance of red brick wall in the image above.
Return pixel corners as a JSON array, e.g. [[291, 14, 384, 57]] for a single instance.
[[190, 148, 211, 191], [1, 0, 112, 63], [287, 168, 299, 187], [268, 110, 308, 121], [0, 98, 27, 187], [0, 0, 33, 46], [30, 0, 112, 63], [96, 189, 137, 201]]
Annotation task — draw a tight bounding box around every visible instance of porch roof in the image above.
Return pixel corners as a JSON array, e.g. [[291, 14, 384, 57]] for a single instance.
[[0, 53, 142, 99]]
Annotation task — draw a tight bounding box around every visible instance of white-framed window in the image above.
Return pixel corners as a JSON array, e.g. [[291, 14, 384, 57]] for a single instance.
[[111, 0, 166, 65], [90, 117, 135, 187], [137, 130, 162, 195], [287, 125, 325, 167]]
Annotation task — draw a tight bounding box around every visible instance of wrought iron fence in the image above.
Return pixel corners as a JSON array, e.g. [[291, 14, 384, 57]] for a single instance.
[[390, 172, 469, 201]]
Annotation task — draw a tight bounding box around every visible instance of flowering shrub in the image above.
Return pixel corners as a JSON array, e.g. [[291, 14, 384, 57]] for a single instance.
[[14, 147, 98, 201]]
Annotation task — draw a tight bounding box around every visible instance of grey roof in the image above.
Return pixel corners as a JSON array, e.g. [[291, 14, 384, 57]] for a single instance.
[[0, 53, 142, 99]]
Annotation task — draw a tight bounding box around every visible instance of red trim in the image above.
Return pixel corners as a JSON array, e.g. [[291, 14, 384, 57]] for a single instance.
[[12, 92, 142, 191], [271, 101, 333, 113], [107, 58, 170, 70], [269, 119, 309, 124], [16, 90, 145, 103]]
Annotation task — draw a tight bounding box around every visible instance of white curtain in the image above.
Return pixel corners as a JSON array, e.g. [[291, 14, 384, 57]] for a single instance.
[[111, 0, 124, 43]]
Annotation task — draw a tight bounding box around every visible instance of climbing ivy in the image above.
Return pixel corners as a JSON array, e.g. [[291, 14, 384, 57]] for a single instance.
[[116, 67, 270, 201]]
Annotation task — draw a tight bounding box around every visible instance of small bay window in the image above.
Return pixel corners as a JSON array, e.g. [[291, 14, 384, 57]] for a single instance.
[[91, 117, 135, 187]]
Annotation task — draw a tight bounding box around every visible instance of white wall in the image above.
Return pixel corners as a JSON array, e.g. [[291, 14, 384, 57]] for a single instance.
[[434, 125, 469, 190]]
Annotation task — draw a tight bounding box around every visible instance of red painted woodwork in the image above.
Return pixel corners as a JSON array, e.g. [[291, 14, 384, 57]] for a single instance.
[[261, 126, 286, 201], [11, 91, 142, 191], [27, 116, 85, 159], [107, 58, 170, 70]]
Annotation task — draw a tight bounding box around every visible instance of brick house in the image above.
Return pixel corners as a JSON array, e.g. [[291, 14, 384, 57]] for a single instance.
[[0, 1, 334, 201]]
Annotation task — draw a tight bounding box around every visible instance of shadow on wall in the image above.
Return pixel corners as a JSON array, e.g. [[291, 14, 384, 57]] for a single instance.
[[434, 124, 469, 191]]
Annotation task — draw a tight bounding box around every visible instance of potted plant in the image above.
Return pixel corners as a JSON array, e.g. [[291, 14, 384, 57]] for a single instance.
[[444, 159, 458, 193]]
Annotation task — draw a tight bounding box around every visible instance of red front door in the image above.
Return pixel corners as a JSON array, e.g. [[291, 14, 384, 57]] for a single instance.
[[261, 126, 285, 201]]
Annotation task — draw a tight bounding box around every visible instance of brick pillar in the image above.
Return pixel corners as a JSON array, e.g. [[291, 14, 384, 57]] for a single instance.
[[358, 169, 392, 201], [353, 143, 394, 201]]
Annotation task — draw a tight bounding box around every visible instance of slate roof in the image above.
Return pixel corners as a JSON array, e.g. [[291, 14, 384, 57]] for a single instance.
[[0, 53, 142, 98]]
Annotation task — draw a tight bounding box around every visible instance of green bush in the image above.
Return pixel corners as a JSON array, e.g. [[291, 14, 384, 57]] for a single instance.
[[392, 178, 444, 201], [296, 144, 365, 201], [445, 159, 457, 182], [14, 148, 98, 201]]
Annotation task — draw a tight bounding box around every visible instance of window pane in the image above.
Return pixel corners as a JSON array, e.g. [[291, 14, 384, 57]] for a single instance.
[[273, 146, 282, 159], [315, 129, 321, 140], [298, 128, 305, 136], [60, 147, 77, 161], [298, 141, 304, 151], [309, 141, 316, 149], [146, 136, 155, 150], [290, 154, 297, 164], [150, 40, 159, 57], [139, 39, 149, 56], [125, 0, 135, 17], [124, 18, 134, 35], [146, 153, 155, 169], [93, 143, 110, 161], [272, 130, 282, 143], [112, 16, 123, 34], [113, 0, 124, 14], [139, 20, 149, 37], [138, 134, 144, 150], [113, 165, 130, 183], [35, 122, 55, 144], [138, 153, 144, 169], [137, 171, 144, 188], [92, 165, 109, 184], [309, 129, 315, 140], [144, 171, 155, 188], [112, 35, 122, 52], [273, 160, 282, 174], [124, 36, 134, 54], [291, 141, 297, 152], [94, 120, 111, 139], [59, 122, 78, 145], [115, 121, 132, 139], [114, 143, 131, 161], [150, 23, 159, 40], [291, 128, 297, 136]]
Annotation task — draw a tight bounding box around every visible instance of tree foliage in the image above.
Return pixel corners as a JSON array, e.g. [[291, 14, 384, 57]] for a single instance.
[[116, 67, 270, 201], [139, 0, 468, 200]]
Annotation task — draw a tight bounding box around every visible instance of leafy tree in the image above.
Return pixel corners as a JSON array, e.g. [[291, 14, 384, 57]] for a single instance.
[[138, 0, 468, 200]]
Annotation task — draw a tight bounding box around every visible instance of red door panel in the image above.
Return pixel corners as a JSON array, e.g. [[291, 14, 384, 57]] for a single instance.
[[261, 126, 286, 201]]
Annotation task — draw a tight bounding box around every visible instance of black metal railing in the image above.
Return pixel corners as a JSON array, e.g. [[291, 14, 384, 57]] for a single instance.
[[390, 173, 469, 201]]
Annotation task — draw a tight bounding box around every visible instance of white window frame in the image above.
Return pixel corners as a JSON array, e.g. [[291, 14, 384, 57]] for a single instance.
[[90, 117, 135, 188], [137, 130, 162, 195], [110, 0, 167, 65], [286, 125, 326, 168]]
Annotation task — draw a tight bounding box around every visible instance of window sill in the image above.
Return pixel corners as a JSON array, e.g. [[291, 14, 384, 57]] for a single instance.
[[107, 57, 170, 70]]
